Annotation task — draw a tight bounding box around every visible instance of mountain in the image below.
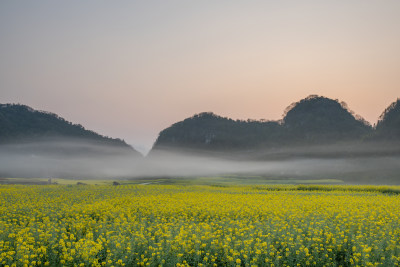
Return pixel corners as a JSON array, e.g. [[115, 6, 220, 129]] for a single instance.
[[282, 95, 372, 144], [0, 103, 141, 158], [375, 99, 400, 140], [0, 103, 142, 179], [151, 95, 373, 156], [0, 103, 133, 148], [0, 104, 129, 145], [152, 112, 282, 153]]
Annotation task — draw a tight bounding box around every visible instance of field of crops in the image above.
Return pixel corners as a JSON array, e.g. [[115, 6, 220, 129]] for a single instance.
[[1, 184, 400, 266]]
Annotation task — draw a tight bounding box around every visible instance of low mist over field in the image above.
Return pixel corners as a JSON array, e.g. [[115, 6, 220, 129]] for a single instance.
[[147, 148, 400, 184], [1, 139, 400, 184]]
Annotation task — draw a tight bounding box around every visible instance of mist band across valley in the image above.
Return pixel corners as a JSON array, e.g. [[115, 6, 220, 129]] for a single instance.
[[1, 95, 399, 184]]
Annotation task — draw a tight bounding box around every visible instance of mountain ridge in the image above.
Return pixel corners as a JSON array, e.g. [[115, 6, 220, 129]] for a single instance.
[[151, 95, 398, 157], [0, 103, 140, 154]]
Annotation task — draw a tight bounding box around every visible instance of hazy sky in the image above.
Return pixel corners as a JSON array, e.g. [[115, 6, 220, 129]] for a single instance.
[[1, 1, 399, 154]]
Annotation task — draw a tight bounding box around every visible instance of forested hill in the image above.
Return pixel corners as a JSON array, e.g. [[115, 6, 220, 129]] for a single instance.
[[375, 99, 400, 140], [0, 103, 135, 150], [151, 95, 400, 155], [0, 104, 142, 178], [282, 95, 372, 143], [153, 112, 282, 151]]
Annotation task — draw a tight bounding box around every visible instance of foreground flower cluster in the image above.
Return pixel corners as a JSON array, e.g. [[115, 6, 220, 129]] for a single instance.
[[0, 184, 400, 266]]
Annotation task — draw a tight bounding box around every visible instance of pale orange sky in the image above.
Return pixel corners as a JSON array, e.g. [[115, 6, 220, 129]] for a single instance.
[[1, 1, 399, 153]]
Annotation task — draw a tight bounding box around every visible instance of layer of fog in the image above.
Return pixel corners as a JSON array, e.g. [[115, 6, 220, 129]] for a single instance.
[[0, 140, 399, 184]]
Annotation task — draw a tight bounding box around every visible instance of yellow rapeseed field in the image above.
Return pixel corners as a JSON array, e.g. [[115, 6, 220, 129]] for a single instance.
[[0, 184, 400, 266]]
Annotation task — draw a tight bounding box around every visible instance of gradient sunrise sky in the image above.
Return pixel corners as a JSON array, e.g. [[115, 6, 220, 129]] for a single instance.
[[1, 1, 399, 153]]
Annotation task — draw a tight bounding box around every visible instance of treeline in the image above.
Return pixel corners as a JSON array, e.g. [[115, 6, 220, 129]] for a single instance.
[[0, 104, 130, 148], [153, 95, 400, 152]]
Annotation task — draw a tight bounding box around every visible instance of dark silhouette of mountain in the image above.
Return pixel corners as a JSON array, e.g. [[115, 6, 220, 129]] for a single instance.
[[0, 103, 142, 179], [375, 99, 400, 140], [0, 103, 138, 153], [151, 95, 375, 156], [152, 112, 282, 153], [282, 95, 372, 144]]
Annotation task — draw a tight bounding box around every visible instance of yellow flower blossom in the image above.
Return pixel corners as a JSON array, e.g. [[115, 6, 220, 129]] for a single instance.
[[0, 184, 399, 266]]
